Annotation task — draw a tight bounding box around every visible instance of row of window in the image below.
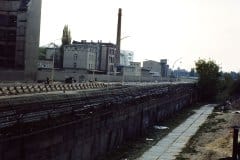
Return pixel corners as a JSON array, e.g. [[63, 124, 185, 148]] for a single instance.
[[72, 53, 95, 61], [0, 15, 17, 27], [0, 45, 16, 57], [108, 56, 114, 63], [72, 62, 95, 69], [0, 44, 16, 68], [0, 59, 15, 68], [0, 29, 17, 41], [88, 63, 94, 69], [65, 46, 97, 52]]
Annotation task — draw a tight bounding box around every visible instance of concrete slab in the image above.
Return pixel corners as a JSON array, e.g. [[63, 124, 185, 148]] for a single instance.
[[137, 104, 215, 160]]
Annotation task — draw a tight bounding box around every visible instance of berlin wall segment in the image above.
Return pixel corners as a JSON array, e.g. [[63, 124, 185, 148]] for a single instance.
[[0, 84, 197, 160]]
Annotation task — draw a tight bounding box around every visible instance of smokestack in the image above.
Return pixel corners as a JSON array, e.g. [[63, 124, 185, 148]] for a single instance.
[[116, 8, 122, 65]]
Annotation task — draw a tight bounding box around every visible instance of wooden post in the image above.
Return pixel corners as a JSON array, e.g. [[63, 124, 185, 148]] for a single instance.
[[232, 127, 239, 160]]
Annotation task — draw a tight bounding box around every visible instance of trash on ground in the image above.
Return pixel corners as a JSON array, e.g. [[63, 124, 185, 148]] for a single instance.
[[232, 111, 240, 114], [154, 125, 169, 130], [146, 138, 154, 141]]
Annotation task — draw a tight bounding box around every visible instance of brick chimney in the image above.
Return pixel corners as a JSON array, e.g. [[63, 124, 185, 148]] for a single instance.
[[116, 8, 122, 65]]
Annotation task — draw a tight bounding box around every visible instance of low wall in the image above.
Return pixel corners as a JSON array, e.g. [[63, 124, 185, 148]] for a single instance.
[[37, 70, 172, 82], [0, 82, 107, 96], [0, 85, 196, 160]]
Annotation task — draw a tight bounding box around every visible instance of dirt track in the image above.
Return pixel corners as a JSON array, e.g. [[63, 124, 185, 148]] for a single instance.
[[177, 102, 240, 160]]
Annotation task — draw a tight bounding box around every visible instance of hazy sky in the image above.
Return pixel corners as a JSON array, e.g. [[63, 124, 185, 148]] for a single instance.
[[40, 0, 240, 72]]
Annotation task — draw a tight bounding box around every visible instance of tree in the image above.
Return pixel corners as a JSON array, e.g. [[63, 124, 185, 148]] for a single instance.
[[217, 72, 234, 101], [60, 25, 72, 67], [195, 59, 220, 101], [61, 25, 72, 45], [230, 79, 240, 96], [189, 68, 195, 77]]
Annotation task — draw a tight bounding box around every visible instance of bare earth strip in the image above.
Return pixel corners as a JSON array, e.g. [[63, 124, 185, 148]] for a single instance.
[[176, 102, 240, 160]]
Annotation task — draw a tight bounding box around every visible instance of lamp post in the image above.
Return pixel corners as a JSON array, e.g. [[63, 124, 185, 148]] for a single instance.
[[176, 63, 182, 81], [107, 56, 112, 90], [43, 38, 61, 83], [50, 42, 59, 83], [172, 57, 183, 81], [51, 50, 55, 83]]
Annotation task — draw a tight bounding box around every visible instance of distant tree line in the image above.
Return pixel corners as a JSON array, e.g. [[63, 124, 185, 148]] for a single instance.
[[195, 59, 240, 102]]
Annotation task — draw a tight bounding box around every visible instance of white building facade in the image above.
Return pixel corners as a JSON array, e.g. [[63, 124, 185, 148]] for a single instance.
[[63, 44, 97, 70], [120, 50, 134, 66], [143, 60, 161, 77], [130, 62, 141, 76]]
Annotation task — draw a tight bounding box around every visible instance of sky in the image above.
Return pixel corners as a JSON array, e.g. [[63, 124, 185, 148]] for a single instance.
[[40, 0, 240, 72]]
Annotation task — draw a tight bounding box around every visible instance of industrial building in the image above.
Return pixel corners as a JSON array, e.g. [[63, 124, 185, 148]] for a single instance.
[[62, 40, 117, 74]]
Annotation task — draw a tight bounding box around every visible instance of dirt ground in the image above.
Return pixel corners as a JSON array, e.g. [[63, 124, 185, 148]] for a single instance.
[[176, 101, 240, 160]]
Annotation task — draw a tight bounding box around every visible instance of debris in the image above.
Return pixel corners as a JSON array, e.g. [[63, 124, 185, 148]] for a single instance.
[[146, 138, 154, 141], [232, 111, 240, 114], [154, 125, 169, 130]]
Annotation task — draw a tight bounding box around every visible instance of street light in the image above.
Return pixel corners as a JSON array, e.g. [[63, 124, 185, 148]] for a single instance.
[[177, 61, 182, 81], [50, 42, 59, 83], [42, 38, 61, 83], [121, 36, 131, 41], [172, 57, 183, 81]]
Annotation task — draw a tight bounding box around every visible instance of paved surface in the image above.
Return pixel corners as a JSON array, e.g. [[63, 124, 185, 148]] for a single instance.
[[137, 104, 215, 160]]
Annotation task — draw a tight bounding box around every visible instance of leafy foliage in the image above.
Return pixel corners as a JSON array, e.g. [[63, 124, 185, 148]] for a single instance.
[[216, 73, 234, 101], [59, 25, 72, 67], [38, 47, 47, 60], [229, 77, 240, 96], [195, 59, 220, 101], [189, 68, 196, 77], [61, 25, 72, 45]]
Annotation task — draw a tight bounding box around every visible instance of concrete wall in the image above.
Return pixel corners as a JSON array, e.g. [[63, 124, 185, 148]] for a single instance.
[[37, 69, 87, 82], [24, 0, 42, 80], [37, 70, 173, 82], [0, 85, 196, 160], [0, 70, 25, 82]]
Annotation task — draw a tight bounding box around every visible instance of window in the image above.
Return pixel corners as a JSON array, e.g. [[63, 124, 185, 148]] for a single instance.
[[0, 29, 6, 40], [18, 26, 25, 36], [73, 62, 77, 68], [0, 14, 8, 26], [73, 54, 77, 60], [7, 30, 16, 41], [8, 15, 17, 27]]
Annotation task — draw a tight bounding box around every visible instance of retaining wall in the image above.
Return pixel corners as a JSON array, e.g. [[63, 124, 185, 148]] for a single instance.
[[0, 85, 196, 160]]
